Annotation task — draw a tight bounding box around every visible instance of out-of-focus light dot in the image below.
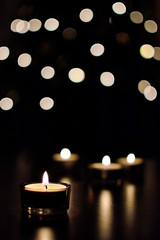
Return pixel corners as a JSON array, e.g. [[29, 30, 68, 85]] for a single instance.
[[90, 43, 105, 57], [18, 53, 32, 67], [116, 32, 130, 45], [130, 11, 143, 24], [140, 44, 155, 59], [127, 153, 135, 163], [144, 20, 158, 33], [16, 20, 29, 33], [68, 68, 85, 83], [10, 19, 21, 32], [79, 8, 94, 22], [102, 155, 111, 166], [44, 18, 59, 31], [29, 18, 42, 32], [41, 66, 55, 79], [112, 2, 126, 15], [138, 80, 150, 94], [60, 148, 71, 159], [144, 86, 157, 101], [0, 97, 13, 111], [0, 46, 10, 60], [40, 97, 54, 110], [153, 47, 160, 61], [62, 27, 77, 40], [100, 72, 115, 87]]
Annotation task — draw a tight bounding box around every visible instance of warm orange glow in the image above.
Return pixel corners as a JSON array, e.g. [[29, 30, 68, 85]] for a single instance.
[[102, 155, 111, 166], [127, 153, 135, 163], [42, 171, 49, 186]]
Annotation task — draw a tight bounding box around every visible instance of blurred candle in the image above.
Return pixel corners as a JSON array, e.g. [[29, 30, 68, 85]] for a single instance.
[[52, 148, 80, 168], [88, 155, 123, 186], [117, 153, 144, 181]]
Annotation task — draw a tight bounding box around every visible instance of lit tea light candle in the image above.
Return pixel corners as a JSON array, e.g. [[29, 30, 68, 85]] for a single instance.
[[20, 171, 71, 215], [117, 153, 144, 166], [52, 148, 80, 168], [117, 153, 144, 181], [88, 155, 123, 186]]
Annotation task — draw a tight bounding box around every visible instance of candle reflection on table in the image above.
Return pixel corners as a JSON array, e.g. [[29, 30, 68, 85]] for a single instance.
[[97, 190, 113, 240]]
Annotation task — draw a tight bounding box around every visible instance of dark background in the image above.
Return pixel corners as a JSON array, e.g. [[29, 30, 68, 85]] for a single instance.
[[0, 0, 160, 163]]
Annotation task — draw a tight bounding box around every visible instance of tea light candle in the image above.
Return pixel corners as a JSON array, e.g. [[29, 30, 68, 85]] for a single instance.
[[88, 155, 123, 186], [52, 148, 79, 162], [20, 171, 71, 215], [117, 153, 144, 180]]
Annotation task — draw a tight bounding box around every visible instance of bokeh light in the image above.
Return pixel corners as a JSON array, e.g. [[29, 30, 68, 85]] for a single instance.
[[140, 44, 155, 59], [0, 97, 13, 111], [102, 155, 111, 166], [10, 19, 21, 32], [116, 32, 130, 45], [68, 68, 85, 83], [127, 153, 135, 163], [41, 66, 55, 79], [144, 86, 157, 101], [130, 11, 143, 24], [144, 20, 158, 33], [16, 20, 29, 34], [17, 53, 32, 67], [40, 97, 54, 110], [29, 18, 42, 32], [44, 18, 59, 31], [79, 8, 94, 22], [153, 47, 160, 61], [90, 43, 105, 57], [138, 80, 150, 94], [62, 27, 77, 40], [60, 148, 71, 159], [112, 2, 126, 15], [100, 72, 115, 87], [0, 46, 10, 60]]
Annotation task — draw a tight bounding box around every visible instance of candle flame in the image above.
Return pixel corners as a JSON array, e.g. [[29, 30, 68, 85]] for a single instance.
[[60, 148, 71, 160], [42, 171, 49, 187], [102, 155, 111, 166], [127, 153, 135, 163]]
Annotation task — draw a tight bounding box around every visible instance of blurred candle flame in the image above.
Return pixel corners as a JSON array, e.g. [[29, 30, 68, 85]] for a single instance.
[[102, 155, 111, 166], [127, 153, 135, 163], [42, 171, 49, 186]]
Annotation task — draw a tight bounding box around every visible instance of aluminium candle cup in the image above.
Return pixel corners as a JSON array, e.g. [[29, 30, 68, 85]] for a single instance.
[[117, 157, 144, 182], [20, 182, 71, 215], [87, 163, 123, 187]]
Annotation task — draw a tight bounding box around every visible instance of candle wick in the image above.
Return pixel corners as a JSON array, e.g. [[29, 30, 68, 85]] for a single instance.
[[45, 185, 47, 190]]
